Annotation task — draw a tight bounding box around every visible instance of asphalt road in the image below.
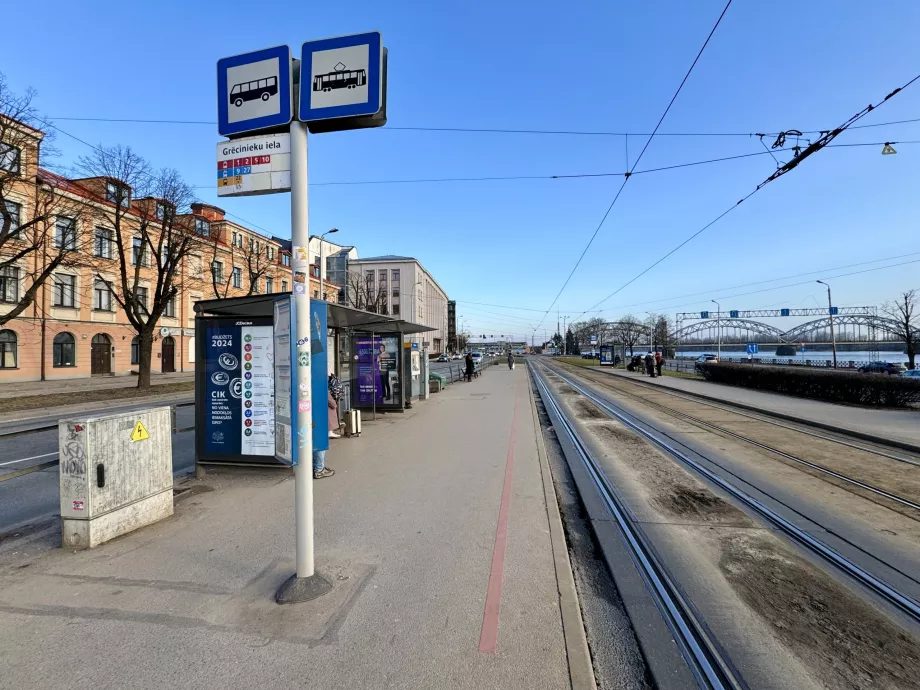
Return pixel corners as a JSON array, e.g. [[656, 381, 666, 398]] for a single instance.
[[0, 406, 197, 534]]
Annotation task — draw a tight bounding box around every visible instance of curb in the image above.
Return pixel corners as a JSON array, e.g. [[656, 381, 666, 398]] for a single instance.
[[527, 375, 597, 690], [593, 366, 920, 456]]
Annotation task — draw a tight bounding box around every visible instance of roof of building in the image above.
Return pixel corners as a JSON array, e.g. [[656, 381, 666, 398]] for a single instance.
[[351, 254, 416, 262]]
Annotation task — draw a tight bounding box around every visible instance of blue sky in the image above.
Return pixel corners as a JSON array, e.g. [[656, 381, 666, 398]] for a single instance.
[[2, 0, 919, 341]]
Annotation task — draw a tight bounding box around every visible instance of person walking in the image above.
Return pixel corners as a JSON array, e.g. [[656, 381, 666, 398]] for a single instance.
[[645, 352, 655, 378], [465, 352, 475, 382], [507, 351, 515, 370], [655, 351, 663, 377]]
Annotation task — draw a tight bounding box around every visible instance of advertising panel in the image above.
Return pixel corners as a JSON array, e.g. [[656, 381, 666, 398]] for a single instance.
[[354, 334, 401, 408], [203, 318, 275, 457], [599, 345, 615, 366], [310, 301, 330, 452]]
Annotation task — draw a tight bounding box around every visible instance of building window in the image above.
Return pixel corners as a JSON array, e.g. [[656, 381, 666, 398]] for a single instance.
[[131, 336, 140, 365], [93, 280, 113, 311], [281, 280, 288, 292], [132, 237, 148, 266], [265, 277, 273, 293], [248, 238, 254, 251], [281, 253, 291, 267], [392, 302, 400, 316], [267, 246, 275, 260], [135, 286, 148, 313], [391, 269, 400, 283], [231, 266, 242, 288], [54, 217, 76, 250], [53, 274, 76, 308], [3, 201, 21, 238], [53, 332, 76, 367], [106, 182, 130, 207], [0, 266, 19, 303], [236, 233, 243, 248], [155, 201, 173, 223], [93, 227, 112, 258], [211, 261, 224, 283], [195, 217, 210, 237], [164, 296, 176, 318], [0, 330, 17, 368], [0, 144, 21, 174]]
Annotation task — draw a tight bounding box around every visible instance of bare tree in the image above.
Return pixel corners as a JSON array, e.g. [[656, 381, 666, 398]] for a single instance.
[[77, 145, 200, 389], [882, 290, 918, 370], [610, 315, 645, 356], [652, 314, 672, 355], [207, 236, 272, 299], [344, 268, 387, 312], [0, 76, 90, 326]]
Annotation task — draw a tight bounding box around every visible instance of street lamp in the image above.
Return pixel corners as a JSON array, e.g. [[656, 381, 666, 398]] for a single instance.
[[816, 280, 837, 368], [315, 228, 338, 301], [711, 300, 721, 361], [645, 312, 654, 353]]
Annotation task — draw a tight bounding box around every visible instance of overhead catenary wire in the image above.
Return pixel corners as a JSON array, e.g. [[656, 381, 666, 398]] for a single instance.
[[42, 115, 920, 138], [533, 0, 734, 332], [579, 70, 920, 320]]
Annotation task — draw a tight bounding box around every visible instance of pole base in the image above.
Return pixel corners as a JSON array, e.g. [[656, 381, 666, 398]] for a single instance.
[[275, 572, 333, 604]]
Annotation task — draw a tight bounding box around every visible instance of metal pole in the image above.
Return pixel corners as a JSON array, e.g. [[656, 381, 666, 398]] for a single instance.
[[711, 300, 721, 361], [290, 119, 314, 580], [818, 281, 837, 368]]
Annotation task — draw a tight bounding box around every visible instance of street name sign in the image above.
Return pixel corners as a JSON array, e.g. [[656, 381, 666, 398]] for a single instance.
[[216, 133, 291, 197], [299, 32, 384, 126], [217, 45, 293, 137]]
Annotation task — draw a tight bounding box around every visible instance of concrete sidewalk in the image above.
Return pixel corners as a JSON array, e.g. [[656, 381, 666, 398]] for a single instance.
[[0, 366, 583, 689], [599, 366, 920, 448]]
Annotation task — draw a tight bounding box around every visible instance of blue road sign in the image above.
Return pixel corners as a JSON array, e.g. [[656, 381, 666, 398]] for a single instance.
[[746, 343, 759, 355], [700, 311, 709, 319], [780, 308, 790, 317], [729, 310, 739, 318], [217, 45, 293, 137], [830, 306, 839, 315], [300, 32, 383, 122]]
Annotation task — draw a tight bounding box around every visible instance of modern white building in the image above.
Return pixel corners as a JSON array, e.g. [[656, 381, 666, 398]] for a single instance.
[[346, 255, 449, 354], [307, 236, 358, 301]]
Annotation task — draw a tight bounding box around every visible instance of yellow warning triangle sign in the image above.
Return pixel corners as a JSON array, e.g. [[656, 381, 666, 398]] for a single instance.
[[131, 420, 150, 442], [882, 143, 897, 155]]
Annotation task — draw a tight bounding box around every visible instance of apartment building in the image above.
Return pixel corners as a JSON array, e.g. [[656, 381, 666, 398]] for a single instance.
[[346, 255, 449, 354], [0, 118, 335, 382]]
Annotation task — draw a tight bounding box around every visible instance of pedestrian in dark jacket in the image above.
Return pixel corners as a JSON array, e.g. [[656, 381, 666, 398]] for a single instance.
[[465, 353, 475, 382], [645, 353, 655, 377]]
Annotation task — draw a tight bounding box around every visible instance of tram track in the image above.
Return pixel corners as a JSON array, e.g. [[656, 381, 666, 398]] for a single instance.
[[530, 359, 920, 689], [546, 361, 920, 521]]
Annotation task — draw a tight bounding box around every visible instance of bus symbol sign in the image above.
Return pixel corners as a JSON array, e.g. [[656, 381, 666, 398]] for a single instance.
[[217, 45, 293, 137]]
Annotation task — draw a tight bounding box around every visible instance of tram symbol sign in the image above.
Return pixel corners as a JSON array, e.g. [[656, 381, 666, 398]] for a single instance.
[[300, 32, 383, 123]]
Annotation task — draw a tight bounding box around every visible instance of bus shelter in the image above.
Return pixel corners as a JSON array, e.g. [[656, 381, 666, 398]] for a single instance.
[[193, 294, 433, 466]]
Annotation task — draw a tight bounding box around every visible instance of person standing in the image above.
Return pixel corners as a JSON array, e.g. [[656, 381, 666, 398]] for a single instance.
[[645, 352, 655, 378], [507, 351, 515, 370], [655, 351, 663, 377], [465, 352, 475, 382], [315, 390, 340, 479]]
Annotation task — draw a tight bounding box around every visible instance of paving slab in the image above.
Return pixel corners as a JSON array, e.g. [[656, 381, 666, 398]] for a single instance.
[[0, 365, 575, 690]]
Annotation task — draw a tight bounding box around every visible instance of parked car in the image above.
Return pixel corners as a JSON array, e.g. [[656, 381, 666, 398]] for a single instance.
[[858, 361, 907, 375], [471, 352, 483, 364], [437, 353, 451, 362], [899, 369, 920, 379], [696, 354, 719, 363]]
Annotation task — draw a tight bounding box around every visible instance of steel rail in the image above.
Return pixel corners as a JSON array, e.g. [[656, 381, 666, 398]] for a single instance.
[[543, 363, 920, 624], [531, 365, 744, 690], [551, 366, 920, 512]]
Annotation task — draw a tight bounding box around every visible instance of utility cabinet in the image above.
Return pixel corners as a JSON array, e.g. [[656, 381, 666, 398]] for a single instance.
[[58, 407, 173, 549]]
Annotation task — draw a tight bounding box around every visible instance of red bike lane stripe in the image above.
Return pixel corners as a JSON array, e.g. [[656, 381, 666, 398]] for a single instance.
[[478, 391, 520, 654]]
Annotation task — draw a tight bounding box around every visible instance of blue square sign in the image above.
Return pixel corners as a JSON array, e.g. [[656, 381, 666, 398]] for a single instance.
[[300, 32, 383, 122], [217, 45, 293, 137]]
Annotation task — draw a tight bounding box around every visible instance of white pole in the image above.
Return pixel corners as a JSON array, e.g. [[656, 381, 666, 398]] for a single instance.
[[712, 299, 721, 361], [291, 119, 314, 579]]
